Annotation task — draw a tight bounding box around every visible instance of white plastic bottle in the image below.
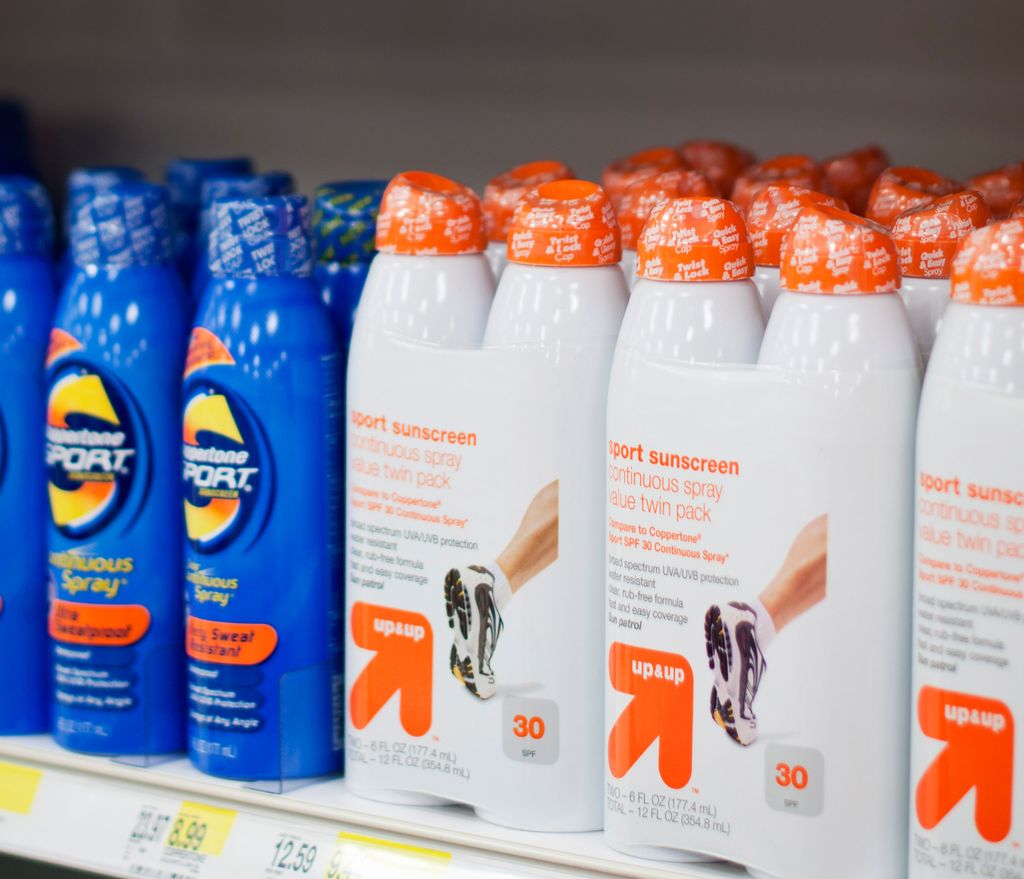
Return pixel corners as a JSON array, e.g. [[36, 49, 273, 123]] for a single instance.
[[605, 196, 763, 863], [909, 219, 1024, 878], [746, 183, 847, 318], [481, 160, 572, 280], [891, 190, 990, 363], [479, 179, 628, 830], [752, 204, 920, 879], [355, 170, 495, 347], [616, 170, 718, 289]]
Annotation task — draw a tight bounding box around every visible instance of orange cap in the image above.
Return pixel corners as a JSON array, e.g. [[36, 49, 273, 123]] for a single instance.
[[637, 196, 754, 283], [601, 147, 686, 209], [966, 162, 1024, 220], [746, 183, 849, 267], [482, 160, 574, 243], [951, 219, 1024, 306], [618, 169, 720, 250], [731, 155, 824, 215], [865, 166, 962, 227], [780, 204, 900, 295], [891, 191, 991, 280], [822, 144, 890, 215], [678, 140, 755, 196], [507, 179, 620, 267], [376, 170, 486, 255]]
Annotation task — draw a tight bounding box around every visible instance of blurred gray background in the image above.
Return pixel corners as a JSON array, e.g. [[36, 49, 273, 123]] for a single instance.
[[0, 0, 1022, 201]]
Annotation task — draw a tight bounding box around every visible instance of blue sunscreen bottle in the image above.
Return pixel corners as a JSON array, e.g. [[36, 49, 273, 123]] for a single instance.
[[164, 157, 253, 276], [47, 182, 189, 756], [183, 196, 343, 780], [312, 181, 386, 346], [58, 166, 145, 287], [190, 172, 295, 307], [0, 176, 56, 734]]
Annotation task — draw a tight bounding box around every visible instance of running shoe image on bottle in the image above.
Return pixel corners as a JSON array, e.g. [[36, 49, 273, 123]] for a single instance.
[[444, 565, 504, 700], [705, 602, 767, 746]]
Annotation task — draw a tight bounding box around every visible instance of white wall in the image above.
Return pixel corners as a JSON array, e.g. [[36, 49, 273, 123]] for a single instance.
[[0, 0, 1021, 199]]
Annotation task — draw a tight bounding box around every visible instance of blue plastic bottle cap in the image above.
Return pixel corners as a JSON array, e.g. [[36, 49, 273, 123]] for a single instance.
[[209, 195, 312, 279], [312, 180, 386, 265], [164, 157, 253, 213], [0, 174, 55, 255], [71, 181, 174, 268], [65, 166, 145, 232], [262, 170, 296, 196]]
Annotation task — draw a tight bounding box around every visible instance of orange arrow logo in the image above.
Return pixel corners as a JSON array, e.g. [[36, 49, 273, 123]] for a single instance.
[[916, 685, 1014, 843], [350, 602, 432, 737], [608, 642, 693, 788]]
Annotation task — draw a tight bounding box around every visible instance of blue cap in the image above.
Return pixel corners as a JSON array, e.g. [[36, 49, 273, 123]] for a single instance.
[[262, 171, 296, 195], [209, 195, 312, 279], [66, 165, 145, 233], [197, 174, 278, 241], [165, 157, 253, 214], [0, 175, 55, 256], [312, 180, 386, 265], [71, 182, 174, 268]]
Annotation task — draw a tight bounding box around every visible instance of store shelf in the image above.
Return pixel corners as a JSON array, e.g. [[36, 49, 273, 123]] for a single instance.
[[0, 735, 741, 879]]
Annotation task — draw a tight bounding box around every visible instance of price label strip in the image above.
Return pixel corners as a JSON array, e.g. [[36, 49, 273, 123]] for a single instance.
[[0, 762, 43, 815], [166, 800, 238, 856], [324, 831, 451, 879]]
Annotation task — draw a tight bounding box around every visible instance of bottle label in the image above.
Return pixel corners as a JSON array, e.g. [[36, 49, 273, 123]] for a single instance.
[[344, 328, 613, 830], [602, 356, 919, 877], [910, 375, 1023, 877]]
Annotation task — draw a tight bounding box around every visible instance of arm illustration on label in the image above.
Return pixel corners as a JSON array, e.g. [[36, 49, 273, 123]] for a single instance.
[[443, 480, 559, 700], [705, 514, 828, 746]]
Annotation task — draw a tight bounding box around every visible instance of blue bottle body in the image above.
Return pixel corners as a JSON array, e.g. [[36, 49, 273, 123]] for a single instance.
[[315, 259, 374, 347], [47, 264, 189, 754], [0, 254, 55, 733], [183, 275, 343, 780]]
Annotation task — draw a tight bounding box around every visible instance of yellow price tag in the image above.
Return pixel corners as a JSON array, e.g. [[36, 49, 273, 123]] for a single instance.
[[166, 800, 236, 856], [323, 831, 450, 878], [0, 762, 42, 814]]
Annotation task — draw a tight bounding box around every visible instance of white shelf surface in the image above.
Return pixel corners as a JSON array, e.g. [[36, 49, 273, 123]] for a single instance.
[[0, 735, 743, 879]]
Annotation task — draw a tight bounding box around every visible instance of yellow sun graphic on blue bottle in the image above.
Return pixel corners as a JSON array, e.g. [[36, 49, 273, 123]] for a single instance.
[[46, 366, 138, 537], [182, 384, 266, 552]]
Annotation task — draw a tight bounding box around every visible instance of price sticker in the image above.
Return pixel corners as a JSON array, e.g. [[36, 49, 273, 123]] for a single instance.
[[0, 762, 42, 815], [323, 831, 450, 879], [268, 833, 319, 875], [166, 800, 237, 856]]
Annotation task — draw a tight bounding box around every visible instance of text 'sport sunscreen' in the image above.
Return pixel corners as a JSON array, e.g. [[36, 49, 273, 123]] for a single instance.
[[966, 160, 1024, 219], [730, 154, 824, 216], [0, 177, 55, 734], [482, 160, 573, 280], [892, 191, 990, 363], [48, 183, 189, 757], [59, 166, 144, 286], [345, 178, 625, 831], [746, 183, 848, 318], [617, 170, 719, 289], [601, 147, 685, 213], [312, 180, 386, 346], [191, 173, 294, 307], [605, 195, 763, 863], [164, 157, 253, 274], [866, 165, 962, 228], [678, 140, 755, 198], [821, 144, 889, 216], [909, 219, 1024, 879], [357, 171, 494, 347], [183, 196, 342, 781]]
